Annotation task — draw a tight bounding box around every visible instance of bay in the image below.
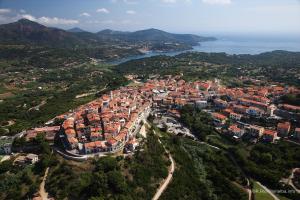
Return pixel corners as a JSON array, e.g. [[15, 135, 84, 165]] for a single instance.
[[110, 35, 300, 65]]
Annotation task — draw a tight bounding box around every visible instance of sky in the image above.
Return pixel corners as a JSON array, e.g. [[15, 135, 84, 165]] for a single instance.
[[0, 0, 300, 35]]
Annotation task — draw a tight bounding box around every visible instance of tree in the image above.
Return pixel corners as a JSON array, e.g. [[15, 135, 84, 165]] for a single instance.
[[95, 156, 118, 173], [107, 171, 127, 193], [0, 160, 13, 174]]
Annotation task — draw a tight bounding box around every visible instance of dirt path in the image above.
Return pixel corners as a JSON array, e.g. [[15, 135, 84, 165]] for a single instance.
[[39, 167, 49, 200], [1, 120, 15, 127], [152, 130, 175, 200], [139, 123, 147, 138], [28, 100, 47, 111]]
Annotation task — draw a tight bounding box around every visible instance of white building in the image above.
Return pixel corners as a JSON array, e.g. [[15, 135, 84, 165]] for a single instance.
[[0, 136, 13, 155], [195, 100, 208, 109]]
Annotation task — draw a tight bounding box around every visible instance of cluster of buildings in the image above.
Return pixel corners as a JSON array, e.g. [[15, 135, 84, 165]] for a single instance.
[[3, 76, 299, 158], [13, 153, 39, 166], [58, 76, 219, 155], [211, 85, 300, 143], [151, 78, 219, 109], [59, 86, 152, 155]]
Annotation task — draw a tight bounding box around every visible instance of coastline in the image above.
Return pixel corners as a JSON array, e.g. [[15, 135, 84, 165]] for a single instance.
[[107, 36, 300, 65]]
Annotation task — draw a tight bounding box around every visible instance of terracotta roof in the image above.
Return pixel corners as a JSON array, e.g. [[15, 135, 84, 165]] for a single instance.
[[107, 138, 118, 146], [212, 113, 227, 120], [84, 142, 96, 149], [264, 129, 277, 136], [229, 124, 241, 132], [34, 126, 60, 133]]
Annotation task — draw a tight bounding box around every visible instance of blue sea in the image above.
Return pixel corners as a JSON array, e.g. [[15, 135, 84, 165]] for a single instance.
[[110, 34, 300, 64], [192, 34, 300, 55]]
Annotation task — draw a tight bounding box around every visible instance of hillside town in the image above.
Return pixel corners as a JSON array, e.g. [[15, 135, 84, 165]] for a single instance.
[[1, 75, 300, 160]]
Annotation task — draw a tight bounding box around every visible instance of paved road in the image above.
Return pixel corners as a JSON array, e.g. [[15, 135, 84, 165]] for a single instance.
[[152, 130, 175, 200], [256, 181, 279, 200]]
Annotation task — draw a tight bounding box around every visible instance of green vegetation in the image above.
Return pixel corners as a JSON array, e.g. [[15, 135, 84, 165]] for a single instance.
[[45, 131, 169, 200], [159, 134, 248, 200], [0, 134, 54, 200], [117, 51, 300, 87], [0, 164, 40, 200], [180, 104, 216, 140], [147, 106, 248, 200], [230, 142, 300, 190], [0, 52, 128, 135], [173, 105, 300, 200]]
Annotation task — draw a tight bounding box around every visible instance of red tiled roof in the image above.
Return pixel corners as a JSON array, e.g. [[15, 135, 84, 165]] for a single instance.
[[107, 138, 118, 146], [212, 113, 227, 120], [264, 129, 277, 136], [229, 124, 241, 132]]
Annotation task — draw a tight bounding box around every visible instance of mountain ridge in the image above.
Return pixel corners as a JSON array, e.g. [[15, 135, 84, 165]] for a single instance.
[[67, 27, 87, 33], [0, 19, 216, 47]]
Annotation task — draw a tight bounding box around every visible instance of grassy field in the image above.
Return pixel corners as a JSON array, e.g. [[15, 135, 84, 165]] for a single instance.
[[253, 181, 275, 200]]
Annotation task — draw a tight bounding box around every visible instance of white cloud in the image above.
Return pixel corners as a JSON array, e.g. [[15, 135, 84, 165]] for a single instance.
[[21, 14, 36, 21], [123, 0, 138, 4], [38, 17, 79, 25], [80, 12, 91, 17], [161, 0, 191, 4], [96, 8, 110, 14], [126, 10, 136, 15], [162, 0, 177, 3], [20, 9, 26, 14], [111, 0, 138, 4], [202, 0, 232, 5], [0, 8, 11, 14], [21, 14, 79, 25], [86, 19, 136, 26]]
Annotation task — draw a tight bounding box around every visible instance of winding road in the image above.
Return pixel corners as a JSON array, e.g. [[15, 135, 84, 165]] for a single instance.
[[152, 130, 175, 200]]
